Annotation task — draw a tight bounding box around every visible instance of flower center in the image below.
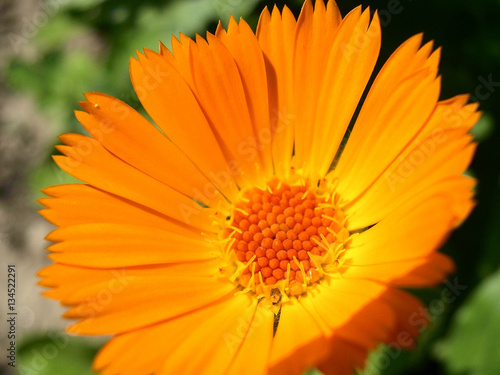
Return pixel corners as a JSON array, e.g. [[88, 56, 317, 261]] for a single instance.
[[221, 179, 349, 297]]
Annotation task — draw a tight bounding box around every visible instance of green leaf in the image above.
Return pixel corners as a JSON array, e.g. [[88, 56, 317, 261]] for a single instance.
[[434, 268, 500, 375], [304, 368, 324, 375], [16, 333, 102, 375], [211, 0, 261, 26], [470, 112, 494, 142], [361, 345, 388, 375], [32, 14, 88, 54]]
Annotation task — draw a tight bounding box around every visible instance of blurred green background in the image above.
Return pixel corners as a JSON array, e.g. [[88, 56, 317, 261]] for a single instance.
[[1, 0, 499, 374]]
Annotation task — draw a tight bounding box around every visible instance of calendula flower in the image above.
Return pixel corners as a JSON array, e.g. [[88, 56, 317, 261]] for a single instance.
[[38, 0, 480, 374]]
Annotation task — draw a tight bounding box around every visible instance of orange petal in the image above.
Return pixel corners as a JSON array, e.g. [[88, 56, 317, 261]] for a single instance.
[[39, 184, 199, 236], [216, 17, 273, 180], [295, 5, 381, 179], [128, 294, 272, 375], [45, 223, 216, 268], [333, 70, 441, 207], [391, 252, 456, 287], [39, 261, 220, 285], [344, 129, 476, 229], [331, 34, 437, 198], [345, 192, 465, 266], [317, 337, 369, 375], [76, 93, 222, 208], [163, 33, 194, 87], [64, 275, 236, 335], [129, 50, 238, 200], [342, 252, 455, 287], [301, 278, 393, 348], [38, 264, 131, 289], [186, 33, 264, 188], [316, 288, 426, 374], [93, 294, 258, 375], [53, 133, 214, 232], [416, 94, 481, 141], [40, 260, 220, 302], [380, 288, 428, 344], [293, 0, 340, 175], [269, 297, 331, 375], [222, 301, 274, 375], [257, 5, 297, 178]]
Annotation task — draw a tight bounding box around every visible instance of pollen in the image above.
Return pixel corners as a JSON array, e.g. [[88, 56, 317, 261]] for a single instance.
[[222, 179, 350, 297]]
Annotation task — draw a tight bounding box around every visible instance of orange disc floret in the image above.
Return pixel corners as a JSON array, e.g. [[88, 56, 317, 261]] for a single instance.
[[224, 180, 348, 296]]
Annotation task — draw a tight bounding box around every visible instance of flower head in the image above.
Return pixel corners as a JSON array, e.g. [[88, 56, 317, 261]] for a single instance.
[[39, 1, 480, 374]]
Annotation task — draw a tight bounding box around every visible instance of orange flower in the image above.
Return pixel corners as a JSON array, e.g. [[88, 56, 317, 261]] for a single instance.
[[38, 1, 480, 374]]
